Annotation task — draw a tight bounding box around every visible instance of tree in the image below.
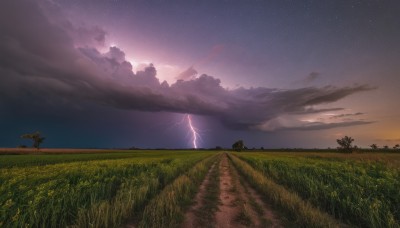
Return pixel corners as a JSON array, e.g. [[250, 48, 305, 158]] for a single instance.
[[370, 144, 378, 150], [21, 131, 45, 149], [336, 136, 355, 153], [393, 144, 399, 150], [232, 140, 244, 152], [383, 145, 389, 150]]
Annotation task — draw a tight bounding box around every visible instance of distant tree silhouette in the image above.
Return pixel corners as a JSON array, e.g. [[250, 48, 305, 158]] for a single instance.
[[383, 145, 389, 150], [21, 131, 45, 149], [370, 144, 378, 150], [394, 144, 400, 150], [336, 136, 354, 153], [232, 140, 244, 152]]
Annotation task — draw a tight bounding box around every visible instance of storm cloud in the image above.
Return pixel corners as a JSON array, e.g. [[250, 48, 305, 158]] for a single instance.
[[330, 112, 364, 119], [0, 0, 375, 132]]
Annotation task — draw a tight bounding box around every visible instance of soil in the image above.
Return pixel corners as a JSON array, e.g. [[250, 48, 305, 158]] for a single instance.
[[181, 162, 218, 228], [183, 153, 283, 228], [214, 153, 243, 227], [231, 161, 282, 228]]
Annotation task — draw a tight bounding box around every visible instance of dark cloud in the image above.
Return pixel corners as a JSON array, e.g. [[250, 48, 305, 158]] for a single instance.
[[293, 72, 321, 85], [38, 0, 107, 48], [330, 112, 364, 119], [74, 26, 107, 47], [302, 85, 375, 106], [176, 66, 198, 81], [294, 107, 345, 114], [281, 121, 374, 131], [105, 46, 126, 63], [255, 115, 374, 131], [0, 0, 376, 133]]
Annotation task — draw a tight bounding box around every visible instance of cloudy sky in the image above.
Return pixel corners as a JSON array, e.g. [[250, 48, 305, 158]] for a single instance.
[[0, 0, 399, 149]]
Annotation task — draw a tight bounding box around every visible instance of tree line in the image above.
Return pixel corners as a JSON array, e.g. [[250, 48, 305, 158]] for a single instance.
[[232, 136, 400, 153]]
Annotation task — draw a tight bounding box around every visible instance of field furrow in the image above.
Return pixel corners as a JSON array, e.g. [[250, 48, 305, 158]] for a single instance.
[[0, 151, 215, 227], [229, 153, 341, 228], [181, 153, 284, 228], [134, 153, 221, 228], [234, 152, 400, 227], [181, 159, 220, 228], [2, 150, 400, 227]]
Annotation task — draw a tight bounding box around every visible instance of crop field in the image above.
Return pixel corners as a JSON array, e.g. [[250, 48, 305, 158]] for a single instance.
[[231, 152, 400, 227], [0, 150, 217, 227], [1, 150, 400, 227]]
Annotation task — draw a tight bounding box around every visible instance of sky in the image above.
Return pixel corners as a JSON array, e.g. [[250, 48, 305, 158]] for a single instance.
[[0, 0, 399, 149]]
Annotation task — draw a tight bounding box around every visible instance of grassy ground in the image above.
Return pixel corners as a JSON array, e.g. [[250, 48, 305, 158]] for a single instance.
[[191, 159, 220, 228], [0, 150, 216, 227], [137, 153, 221, 228], [234, 152, 400, 227], [2, 149, 399, 227], [229, 153, 340, 227], [0, 150, 204, 168]]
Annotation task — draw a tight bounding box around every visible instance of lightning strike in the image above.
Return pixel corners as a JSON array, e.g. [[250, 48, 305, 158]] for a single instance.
[[187, 114, 199, 149]]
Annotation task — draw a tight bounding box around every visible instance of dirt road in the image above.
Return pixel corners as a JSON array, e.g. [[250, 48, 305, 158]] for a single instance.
[[182, 153, 282, 228]]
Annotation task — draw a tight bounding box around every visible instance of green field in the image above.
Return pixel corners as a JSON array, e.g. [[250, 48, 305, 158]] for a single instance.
[[231, 152, 400, 227], [1, 150, 400, 227], [0, 150, 217, 227]]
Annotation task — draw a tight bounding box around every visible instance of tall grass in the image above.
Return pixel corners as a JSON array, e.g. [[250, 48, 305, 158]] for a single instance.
[[193, 160, 220, 227], [0, 151, 214, 227], [0, 150, 207, 168], [236, 152, 400, 227], [229, 154, 340, 228], [137, 153, 221, 228]]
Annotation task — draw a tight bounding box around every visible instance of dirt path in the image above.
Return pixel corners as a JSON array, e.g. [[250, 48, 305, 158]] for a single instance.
[[181, 162, 219, 228], [215, 153, 245, 227], [182, 153, 283, 228], [215, 154, 282, 228], [230, 159, 282, 228]]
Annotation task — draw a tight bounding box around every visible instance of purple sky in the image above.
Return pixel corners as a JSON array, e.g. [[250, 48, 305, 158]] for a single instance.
[[1, 0, 399, 149]]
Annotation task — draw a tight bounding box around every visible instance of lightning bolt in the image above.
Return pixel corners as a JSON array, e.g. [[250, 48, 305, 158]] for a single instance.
[[187, 114, 199, 149], [169, 114, 201, 148]]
